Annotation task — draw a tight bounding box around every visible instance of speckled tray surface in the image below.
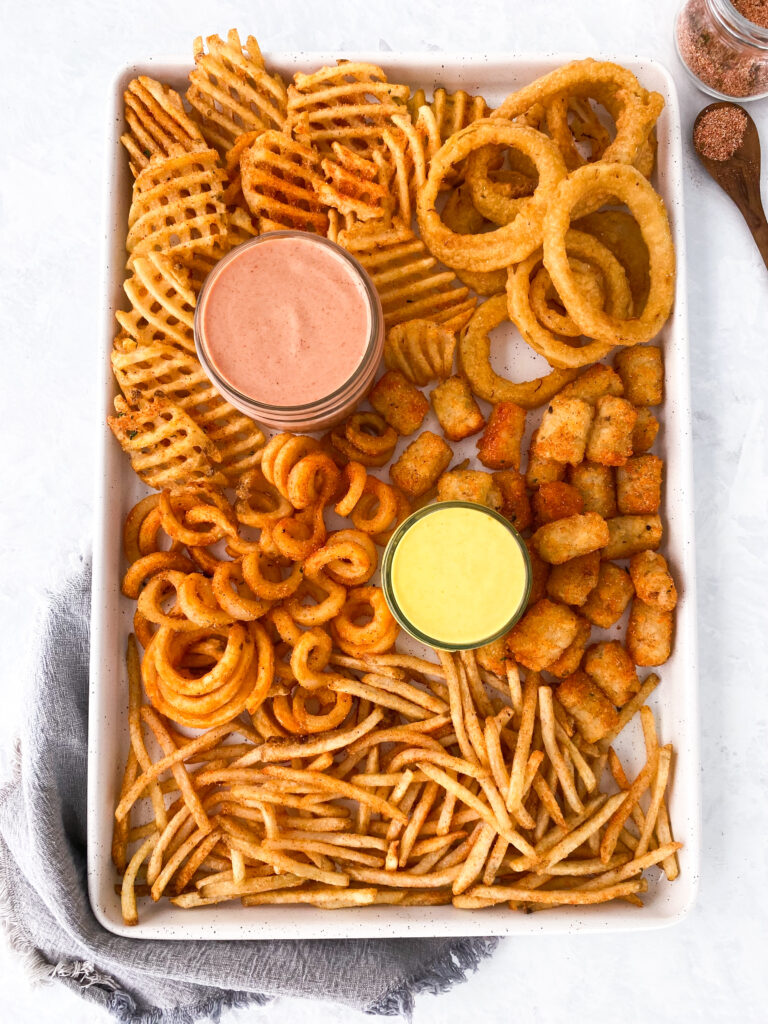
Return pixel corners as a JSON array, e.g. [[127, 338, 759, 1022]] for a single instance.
[[89, 53, 699, 939]]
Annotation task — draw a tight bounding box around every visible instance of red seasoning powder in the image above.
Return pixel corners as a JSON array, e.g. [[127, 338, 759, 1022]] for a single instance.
[[677, 0, 768, 97], [733, 1, 768, 28], [694, 105, 748, 160]]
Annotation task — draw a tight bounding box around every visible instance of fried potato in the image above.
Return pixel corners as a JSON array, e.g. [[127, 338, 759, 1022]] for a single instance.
[[241, 130, 329, 234], [318, 143, 390, 222], [557, 670, 620, 744], [546, 615, 591, 678], [107, 395, 223, 489], [389, 431, 452, 499], [557, 364, 624, 405], [532, 481, 584, 525], [121, 76, 207, 178], [614, 345, 663, 406], [629, 551, 677, 611], [187, 30, 287, 152], [583, 641, 640, 706], [506, 599, 581, 671], [534, 397, 594, 465], [384, 319, 457, 386], [532, 512, 610, 565], [616, 455, 663, 514], [370, 370, 429, 436], [627, 599, 674, 666], [492, 470, 533, 532], [476, 635, 510, 677], [585, 395, 637, 467], [632, 407, 660, 453], [430, 376, 485, 441], [127, 149, 229, 261], [477, 402, 526, 470], [602, 514, 662, 560], [339, 219, 475, 332], [526, 540, 549, 606], [581, 563, 635, 628], [567, 462, 617, 518], [526, 429, 567, 489], [437, 469, 502, 511], [546, 551, 600, 607]]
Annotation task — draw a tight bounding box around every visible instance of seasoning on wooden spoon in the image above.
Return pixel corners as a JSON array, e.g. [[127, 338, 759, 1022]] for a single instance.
[[694, 101, 768, 271]]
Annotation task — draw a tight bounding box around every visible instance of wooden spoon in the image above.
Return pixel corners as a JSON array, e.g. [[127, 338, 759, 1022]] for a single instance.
[[693, 102, 768, 271]]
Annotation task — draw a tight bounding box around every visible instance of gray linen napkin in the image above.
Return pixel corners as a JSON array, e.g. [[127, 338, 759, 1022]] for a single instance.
[[0, 559, 497, 1022]]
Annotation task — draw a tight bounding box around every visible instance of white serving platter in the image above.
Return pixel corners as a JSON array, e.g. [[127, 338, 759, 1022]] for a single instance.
[[89, 52, 699, 939]]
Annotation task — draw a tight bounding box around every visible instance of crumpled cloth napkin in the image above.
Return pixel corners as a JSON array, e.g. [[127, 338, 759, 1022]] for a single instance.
[[0, 560, 497, 1022]]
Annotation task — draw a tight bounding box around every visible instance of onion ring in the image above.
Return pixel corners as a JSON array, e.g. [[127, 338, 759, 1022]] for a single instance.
[[542, 163, 674, 345], [458, 293, 578, 407], [507, 229, 633, 368], [417, 119, 567, 272]]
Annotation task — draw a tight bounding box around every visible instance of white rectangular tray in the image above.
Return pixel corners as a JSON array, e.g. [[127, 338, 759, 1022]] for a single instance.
[[89, 52, 699, 939]]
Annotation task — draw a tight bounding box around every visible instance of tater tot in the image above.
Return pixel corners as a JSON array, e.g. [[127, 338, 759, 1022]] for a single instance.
[[369, 370, 429, 436], [616, 455, 663, 514], [547, 616, 592, 679], [629, 551, 678, 611], [430, 375, 485, 441], [477, 401, 526, 470], [525, 539, 549, 606], [532, 481, 584, 526], [532, 512, 610, 565], [583, 641, 640, 706], [389, 431, 452, 498], [476, 634, 510, 678], [614, 345, 664, 406], [627, 598, 674, 666], [568, 462, 617, 518], [534, 397, 594, 465], [505, 598, 581, 671], [557, 364, 625, 405], [546, 551, 601, 606], [581, 563, 635, 628], [437, 469, 502, 511], [526, 428, 567, 488], [585, 395, 637, 467], [493, 470, 533, 532], [556, 670, 620, 744], [602, 514, 663, 560], [631, 407, 660, 453]]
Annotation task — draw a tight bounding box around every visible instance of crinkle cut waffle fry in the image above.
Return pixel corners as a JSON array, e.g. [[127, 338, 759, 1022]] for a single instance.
[[121, 76, 207, 178], [187, 29, 288, 153], [240, 130, 329, 234], [337, 218, 476, 331]]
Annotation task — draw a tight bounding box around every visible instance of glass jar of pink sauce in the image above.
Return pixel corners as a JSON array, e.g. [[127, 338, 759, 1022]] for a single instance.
[[195, 231, 384, 432]]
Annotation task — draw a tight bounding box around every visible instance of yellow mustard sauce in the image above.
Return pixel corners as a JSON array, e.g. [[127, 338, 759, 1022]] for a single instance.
[[390, 505, 528, 646]]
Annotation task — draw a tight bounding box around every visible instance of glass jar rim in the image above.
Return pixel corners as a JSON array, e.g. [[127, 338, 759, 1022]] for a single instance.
[[194, 231, 383, 415], [711, 0, 768, 46], [381, 501, 533, 652]]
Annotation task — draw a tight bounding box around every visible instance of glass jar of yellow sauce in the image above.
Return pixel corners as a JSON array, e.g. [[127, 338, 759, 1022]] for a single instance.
[[381, 502, 531, 651]]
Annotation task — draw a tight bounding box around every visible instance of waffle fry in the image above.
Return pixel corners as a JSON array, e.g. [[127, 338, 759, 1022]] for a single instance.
[[108, 395, 224, 489], [187, 29, 288, 152], [286, 61, 410, 158], [384, 319, 457, 386], [119, 253, 197, 354], [111, 332, 264, 483], [317, 143, 390, 222], [408, 86, 488, 142], [222, 130, 263, 207], [121, 76, 207, 178], [240, 130, 329, 234], [337, 218, 476, 331], [127, 150, 229, 261]]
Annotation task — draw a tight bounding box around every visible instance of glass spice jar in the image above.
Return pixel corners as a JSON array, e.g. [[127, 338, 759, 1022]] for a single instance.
[[675, 0, 768, 100]]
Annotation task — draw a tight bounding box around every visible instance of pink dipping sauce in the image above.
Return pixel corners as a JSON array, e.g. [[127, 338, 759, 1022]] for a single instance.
[[198, 234, 371, 407]]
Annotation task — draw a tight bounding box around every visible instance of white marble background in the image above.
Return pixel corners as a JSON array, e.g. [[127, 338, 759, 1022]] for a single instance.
[[1, 0, 766, 1020]]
